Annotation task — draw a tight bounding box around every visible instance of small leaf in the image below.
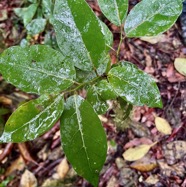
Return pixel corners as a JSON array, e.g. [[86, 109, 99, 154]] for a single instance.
[[26, 18, 47, 35], [20, 169, 37, 187], [53, 0, 109, 72], [98, 0, 128, 26], [155, 116, 172, 135], [123, 142, 157, 161], [174, 58, 186, 76], [86, 86, 108, 114], [42, 0, 53, 18], [60, 95, 107, 186], [0, 45, 76, 94], [125, 0, 182, 37], [14, 4, 38, 26], [96, 80, 117, 100], [0, 94, 64, 142], [108, 61, 162, 107]]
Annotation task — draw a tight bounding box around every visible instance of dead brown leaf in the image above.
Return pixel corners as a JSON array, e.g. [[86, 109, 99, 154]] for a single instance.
[[5, 156, 25, 176], [20, 169, 37, 187], [130, 156, 158, 172], [56, 157, 70, 179]]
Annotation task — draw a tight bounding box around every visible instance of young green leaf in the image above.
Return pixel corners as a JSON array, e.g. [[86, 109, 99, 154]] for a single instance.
[[125, 0, 182, 37], [60, 95, 107, 187], [42, 0, 53, 19], [26, 18, 47, 35], [14, 4, 38, 26], [108, 61, 162, 108], [86, 86, 108, 114], [0, 94, 64, 143], [98, 0, 128, 26], [53, 0, 109, 72], [0, 45, 76, 94], [96, 80, 117, 100]]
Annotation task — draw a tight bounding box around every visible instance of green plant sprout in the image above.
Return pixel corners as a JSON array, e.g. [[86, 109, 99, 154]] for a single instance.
[[0, 0, 182, 186]]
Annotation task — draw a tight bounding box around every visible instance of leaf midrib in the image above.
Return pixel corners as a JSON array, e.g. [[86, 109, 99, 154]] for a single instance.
[[74, 96, 93, 173], [9, 63, 74, 83]]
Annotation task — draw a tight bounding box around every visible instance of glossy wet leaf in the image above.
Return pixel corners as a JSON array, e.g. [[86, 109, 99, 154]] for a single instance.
[[14, 4, 38, 26], [60, 95, 107, 186], [0, 94, 64, 143], [108, 62, 162, 107], [86, 86, 108, 114], [0, 45, 75, 94], [155, 116, 172, 135], [125, 0, 182, 37], [123, 142, 157, 161], [76, 69, 97, 83], [42, 0, 53, 18], [99, 20, 113, 48], [96, 80, 117, 100], [174, 58, 186, 76], [26, 18, 47, 35], [53, 0, 108, 72], [98, 0, 128, 26]]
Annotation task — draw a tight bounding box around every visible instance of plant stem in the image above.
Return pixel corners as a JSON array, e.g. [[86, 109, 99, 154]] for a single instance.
[[116, 26, 124, 61], [64, 75, 102, 95]]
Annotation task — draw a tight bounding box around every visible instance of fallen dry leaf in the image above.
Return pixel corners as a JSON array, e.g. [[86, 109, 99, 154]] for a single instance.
[[57, 157, 70, 179], [130, 156, 158, 172], [145, 175, 159, 185], [155, 116, 172, 135], [18, 143, 38, 165], [163, 141, 186, 164], [20, 169, 37, 187], [140, 34, 167, 44], [174, 58, 186, 76], [5, 156, 25, 176], [123, 142, 157, 161]]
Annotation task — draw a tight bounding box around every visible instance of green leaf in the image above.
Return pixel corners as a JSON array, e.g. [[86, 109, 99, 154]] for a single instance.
[[26, 18, 47, 35], [42, 0, 53, 18], [86, 86, 108, 114], [0, 94, 64, 142], [76, 69, 97, 83], [96, 80, 117, 100], [14, 4, 38, 26], [53, 0, 108, 72], [99, 20, 113, 48], [108, 61, 162, 107], [0, 45, 76, 94], [98, 0, 128, 26], [60, 95, 107, 186], [124, 0, 182, 37]]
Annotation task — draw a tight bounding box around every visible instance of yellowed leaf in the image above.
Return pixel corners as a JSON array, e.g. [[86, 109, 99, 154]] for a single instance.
[[57, 157, 69, 179], [140, 34, 166, 44], [20, 169, 37, 187], [155, 117, 172, 135], [5, 156, 25, 176], [130, 156, 158, 172], [174, 58, 186, 76], [145, 175, 159, 185], [123, 142, 157, 161]]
